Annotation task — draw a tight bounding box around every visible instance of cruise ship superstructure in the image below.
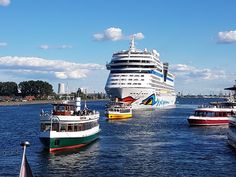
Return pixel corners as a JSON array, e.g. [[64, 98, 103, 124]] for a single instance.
[[105, 38, 176, 109]]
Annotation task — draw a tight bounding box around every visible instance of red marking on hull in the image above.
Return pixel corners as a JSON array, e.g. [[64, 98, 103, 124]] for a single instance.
[[188, 119, 229, 126], [49, 144, 86, 153], [119, 96, 137, 104]]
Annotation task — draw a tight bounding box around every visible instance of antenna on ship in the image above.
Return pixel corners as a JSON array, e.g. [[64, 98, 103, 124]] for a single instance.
[[84, 89, 88, 110], [129, 36, 135, 52]]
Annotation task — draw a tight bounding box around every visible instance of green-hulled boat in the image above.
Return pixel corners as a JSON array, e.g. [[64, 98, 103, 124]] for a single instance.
[[39, 97, 100, 153]]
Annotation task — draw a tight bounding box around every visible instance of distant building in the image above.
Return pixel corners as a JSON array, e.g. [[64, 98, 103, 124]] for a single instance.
[[58, 83, 65, 94]]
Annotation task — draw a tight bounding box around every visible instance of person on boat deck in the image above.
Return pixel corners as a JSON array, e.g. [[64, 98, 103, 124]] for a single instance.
[[40, 109, 44, 116], [231, 110, 236, 115]]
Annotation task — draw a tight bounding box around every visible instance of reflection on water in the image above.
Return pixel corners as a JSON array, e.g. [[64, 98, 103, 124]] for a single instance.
[[37, 140, 100, 177]]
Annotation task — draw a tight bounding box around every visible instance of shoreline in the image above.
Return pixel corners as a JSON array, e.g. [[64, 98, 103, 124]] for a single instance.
[[0, 99, 109, 106], [0, 100, 55, 106]]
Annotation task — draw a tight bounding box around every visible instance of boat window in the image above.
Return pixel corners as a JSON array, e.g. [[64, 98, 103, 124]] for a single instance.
[[194, 111, 207, 117], [41, 123, 51, 131], [215, 112, 220, 117], [206, 112, 214, 117], [78, 123, 84, 131], [60, 124, 67, 132], [74, 123, 78, 131], [68, 124, 74, 132], [52, 123, 59, 131], [223, 112, 228, 117]]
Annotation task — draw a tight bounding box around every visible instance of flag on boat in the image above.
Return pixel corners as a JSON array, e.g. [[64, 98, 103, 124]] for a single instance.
[[19, 141, 34, 177], [19, 155, 33, 177]]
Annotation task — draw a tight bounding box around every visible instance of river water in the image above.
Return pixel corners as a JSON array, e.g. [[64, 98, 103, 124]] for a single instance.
[[1, 98, 236, 177]]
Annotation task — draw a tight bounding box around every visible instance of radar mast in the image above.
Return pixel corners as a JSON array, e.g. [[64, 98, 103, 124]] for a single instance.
[[129, 36, 135, 52]]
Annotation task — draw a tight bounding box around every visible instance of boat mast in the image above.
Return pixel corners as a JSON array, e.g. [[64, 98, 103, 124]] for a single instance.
[[129, 36, 135, 52]]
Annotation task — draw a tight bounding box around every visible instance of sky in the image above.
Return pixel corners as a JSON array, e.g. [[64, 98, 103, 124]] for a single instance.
[[0, 0, 236, 95]]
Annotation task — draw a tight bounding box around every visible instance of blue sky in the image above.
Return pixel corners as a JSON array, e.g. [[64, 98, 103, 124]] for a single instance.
[[0, 0, 236, 94]]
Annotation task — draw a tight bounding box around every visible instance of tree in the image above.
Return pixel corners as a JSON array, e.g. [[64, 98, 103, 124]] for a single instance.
[[0, 82, 18, 96], [19, 80, 53, 98]]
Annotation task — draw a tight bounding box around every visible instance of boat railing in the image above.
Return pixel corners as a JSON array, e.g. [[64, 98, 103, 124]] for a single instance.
[[198, 105, 214, 108], [198, 104, 235, 109], [40, 110, 52, 117], [74, 109, 99, 116]]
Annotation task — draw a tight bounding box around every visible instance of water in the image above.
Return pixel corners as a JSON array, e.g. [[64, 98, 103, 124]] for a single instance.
[[1, 98, 236, 177]]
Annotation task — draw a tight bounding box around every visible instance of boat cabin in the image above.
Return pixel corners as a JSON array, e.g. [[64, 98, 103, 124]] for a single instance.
[[40, 120, 99, 133], [194, 110, 233, 117], [107, 101, 132, 113], [53, 103, 74, 116]]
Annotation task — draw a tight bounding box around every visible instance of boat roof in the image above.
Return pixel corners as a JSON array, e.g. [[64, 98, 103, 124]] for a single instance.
[[224, 86, 236, 90], [210, 101, 236, 106], [40, 115, 99, 123], [195, 107, 236, 112]]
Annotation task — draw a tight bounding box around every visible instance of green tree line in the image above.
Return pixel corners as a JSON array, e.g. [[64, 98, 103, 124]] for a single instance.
[[0, 80, 53, 97]]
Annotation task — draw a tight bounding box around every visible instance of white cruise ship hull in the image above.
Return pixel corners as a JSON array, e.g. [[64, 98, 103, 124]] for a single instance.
[[106, 87, 176, 109]]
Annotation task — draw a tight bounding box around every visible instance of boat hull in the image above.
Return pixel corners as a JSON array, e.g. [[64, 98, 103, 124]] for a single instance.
[[39, 131, 99, 152], [106, 113, 132, 120], [227, 129, 236, 149], [188, 116, 229, 126], [105, 87, 176, 110], [227, 116, 236, 149]]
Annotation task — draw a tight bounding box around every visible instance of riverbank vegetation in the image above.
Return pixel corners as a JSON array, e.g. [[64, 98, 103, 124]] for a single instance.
[[0, 80, 107, 104]]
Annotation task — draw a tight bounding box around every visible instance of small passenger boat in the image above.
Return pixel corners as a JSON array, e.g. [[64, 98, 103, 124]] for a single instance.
[[188, 104, 236, 126], [39, 97, 100, 153], [188, 82, 236, 126], [105, 101, 132, 120]]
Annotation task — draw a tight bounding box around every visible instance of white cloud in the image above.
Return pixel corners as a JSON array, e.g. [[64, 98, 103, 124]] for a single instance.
[[0, 42, 7, 47], [170, 64, 235, 95], [93, 27, 123, 41], [93, 27, 145, 41], [0, 0, 10, 6], [170, 64, 227, 81], [130, 33, 145, 40], [218, 30, 236, 43], [0, 56, 104, 80], [40, 45, 49, 50], [39, 44, 72, 50]]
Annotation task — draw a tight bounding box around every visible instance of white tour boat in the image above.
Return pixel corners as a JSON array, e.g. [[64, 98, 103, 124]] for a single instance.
[[39, 97, 100, 153]]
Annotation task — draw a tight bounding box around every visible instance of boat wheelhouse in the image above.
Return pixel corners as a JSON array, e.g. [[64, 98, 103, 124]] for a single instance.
[[105, 37, 176, 109], [39, 97, 100, 153]]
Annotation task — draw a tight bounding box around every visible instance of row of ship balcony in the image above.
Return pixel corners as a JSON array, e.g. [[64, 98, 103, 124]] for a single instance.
[[106, 61, 162, 69], [108, 81, 174, 90]]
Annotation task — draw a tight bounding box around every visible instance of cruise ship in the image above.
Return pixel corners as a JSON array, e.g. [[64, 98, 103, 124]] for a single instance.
[[105, 38, 176, 109]]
